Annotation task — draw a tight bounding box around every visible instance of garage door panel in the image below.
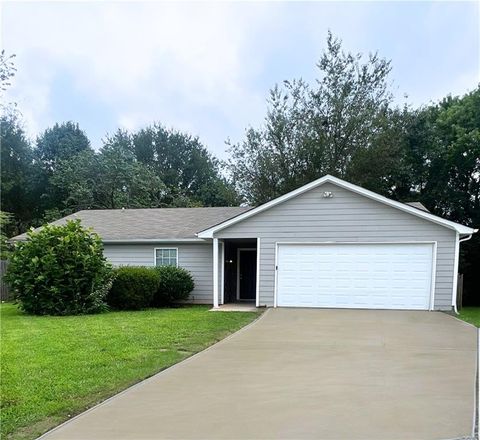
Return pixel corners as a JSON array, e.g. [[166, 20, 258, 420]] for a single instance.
[[277, 243, 433, 310]]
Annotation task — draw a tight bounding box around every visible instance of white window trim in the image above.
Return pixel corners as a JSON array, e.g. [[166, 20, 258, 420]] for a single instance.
[[273, 241, 438, 311], [153, 247, 179, 267]]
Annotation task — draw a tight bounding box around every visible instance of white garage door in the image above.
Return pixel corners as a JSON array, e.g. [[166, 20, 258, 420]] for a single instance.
[[277, 243, 434, 310]]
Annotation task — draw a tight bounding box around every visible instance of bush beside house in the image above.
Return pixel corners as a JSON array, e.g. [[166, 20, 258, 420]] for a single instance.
[[5, 220, 113, 315], [107, 267, 159, 310], [107, 266, 195, 310], [6, 219, 195, 314], [154, 266, 195, 306]]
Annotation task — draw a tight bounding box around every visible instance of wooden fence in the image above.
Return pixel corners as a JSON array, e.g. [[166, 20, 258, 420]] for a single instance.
[[0, 260, 10, 301]]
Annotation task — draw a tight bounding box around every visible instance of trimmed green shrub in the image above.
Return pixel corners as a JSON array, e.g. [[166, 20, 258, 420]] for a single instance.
[[107, 266, 160, 310], [5, 220, 113, 315], [153, 266, 194, 306]]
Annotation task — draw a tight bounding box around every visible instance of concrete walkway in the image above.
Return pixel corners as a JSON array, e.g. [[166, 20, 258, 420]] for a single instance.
[[41, 309, 477, 440]]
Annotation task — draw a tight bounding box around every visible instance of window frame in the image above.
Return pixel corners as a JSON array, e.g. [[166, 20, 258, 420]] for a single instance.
[[153, 247, 179, 268]]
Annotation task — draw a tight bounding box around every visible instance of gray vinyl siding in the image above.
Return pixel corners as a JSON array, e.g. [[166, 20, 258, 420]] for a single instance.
[[103, 242, 213, 304], [215, 182, 456, 311]]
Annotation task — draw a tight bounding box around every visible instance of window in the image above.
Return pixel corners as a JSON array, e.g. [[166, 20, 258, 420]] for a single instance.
[[155, 248, 178, 267]]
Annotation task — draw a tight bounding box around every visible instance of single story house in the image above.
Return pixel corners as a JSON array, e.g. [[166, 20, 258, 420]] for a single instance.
[[13, 175, 477, 312]]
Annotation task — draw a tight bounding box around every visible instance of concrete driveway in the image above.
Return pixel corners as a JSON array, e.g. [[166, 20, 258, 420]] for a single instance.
[[42, 308, 477, 440]]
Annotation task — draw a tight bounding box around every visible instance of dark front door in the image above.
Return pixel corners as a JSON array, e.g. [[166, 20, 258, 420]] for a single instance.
[[238, 249, 257, 300]]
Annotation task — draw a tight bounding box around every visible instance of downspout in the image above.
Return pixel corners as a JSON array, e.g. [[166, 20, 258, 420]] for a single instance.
[[460, 234, 474, 243], [453, 232, 477, 314]]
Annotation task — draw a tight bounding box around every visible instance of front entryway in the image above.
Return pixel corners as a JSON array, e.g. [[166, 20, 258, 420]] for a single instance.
[[222, 239, 257, 304], [237, 249, 257, 301]]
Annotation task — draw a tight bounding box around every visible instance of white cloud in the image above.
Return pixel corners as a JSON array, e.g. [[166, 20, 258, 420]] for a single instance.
[[2, 2, 276, 155], [2, 1, 478, 157]]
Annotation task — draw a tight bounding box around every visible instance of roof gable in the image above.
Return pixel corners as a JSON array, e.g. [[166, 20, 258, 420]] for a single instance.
[[197, 175, 477, 237]]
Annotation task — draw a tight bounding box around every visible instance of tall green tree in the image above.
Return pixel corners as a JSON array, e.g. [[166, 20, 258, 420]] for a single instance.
[[0, 51, 16, 93], [34, 121, 93, 217], [346, 106, 413, 198], [52, 130, 166, 211], [132, 123, 240, 206], [0, 50, 16, 113], [0, 112, 36, 235], [400, 88, 480, 304], [0, 211, 13, 259], [35, 121, 91, 172], [228, 32, 393, 204], [408, 90, 480, 223]]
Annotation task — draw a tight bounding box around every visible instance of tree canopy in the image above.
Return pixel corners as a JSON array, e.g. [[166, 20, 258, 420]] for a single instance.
[[0, 117, 240, 235], [228, 32, 395, 204], [0, 50, 16, 95], [52, 131, 165, 212], [132, 124, 239, 206], [0, 112, 36, 232], [36, 122, 92, 173]]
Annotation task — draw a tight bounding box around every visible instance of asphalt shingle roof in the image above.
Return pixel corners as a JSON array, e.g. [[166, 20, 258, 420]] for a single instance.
[[11, 207, 251, 241]]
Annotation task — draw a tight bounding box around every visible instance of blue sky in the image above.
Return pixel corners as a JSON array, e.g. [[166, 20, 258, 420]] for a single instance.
[[2, 1, 479, 158]]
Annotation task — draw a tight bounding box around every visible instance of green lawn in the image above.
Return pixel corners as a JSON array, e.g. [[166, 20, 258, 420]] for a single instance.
[[458, 307, 480, 327], [0, 303, 260, 439]]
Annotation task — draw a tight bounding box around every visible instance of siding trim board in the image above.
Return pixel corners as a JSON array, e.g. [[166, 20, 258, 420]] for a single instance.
[[430, 242, 438, 312], [273, 242, 279, 308], [273, 241, 438, 311]]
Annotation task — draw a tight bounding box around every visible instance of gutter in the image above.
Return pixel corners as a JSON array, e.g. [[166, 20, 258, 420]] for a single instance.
[[102, 238, 207, 244], [8, 238, 208, 244]]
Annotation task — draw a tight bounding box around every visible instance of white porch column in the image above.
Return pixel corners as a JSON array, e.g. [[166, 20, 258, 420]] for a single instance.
[[220, 241, 225, 305], [256, 237, 260, 307], [213, 237, 219, 308]]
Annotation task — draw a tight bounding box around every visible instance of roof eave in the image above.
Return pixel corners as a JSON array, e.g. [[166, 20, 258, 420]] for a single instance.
[[459, 228, 479, 237], [102, 238, 207, 244], [9, 237, 209, 243]]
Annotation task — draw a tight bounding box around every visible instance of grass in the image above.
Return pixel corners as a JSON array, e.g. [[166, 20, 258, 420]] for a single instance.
[[458, 307, 480, 327], [0, 303, 261, 439]]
